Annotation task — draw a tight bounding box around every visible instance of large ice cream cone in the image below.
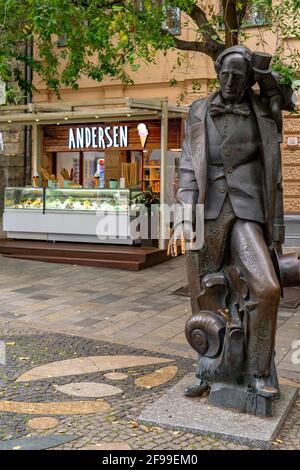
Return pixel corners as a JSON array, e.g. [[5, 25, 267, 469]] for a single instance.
[[137, 123, 149, 149], [139, 135, 147, 149]]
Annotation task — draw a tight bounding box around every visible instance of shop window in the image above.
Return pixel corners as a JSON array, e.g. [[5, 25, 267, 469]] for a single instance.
[[57, 34, 68, 47], [134, 0, 181, 36]]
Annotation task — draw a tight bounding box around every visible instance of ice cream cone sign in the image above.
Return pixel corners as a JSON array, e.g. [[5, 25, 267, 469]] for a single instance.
[[137, 123, 149, 149]]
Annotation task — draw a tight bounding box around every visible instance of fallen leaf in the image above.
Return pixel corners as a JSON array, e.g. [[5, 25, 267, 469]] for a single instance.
[[130, 421, 139, 429], [153, 427, 163, 433], [18, 357, 30, 361], [275, 439, 283, 444], [13, 446, 22, 450], [140, 425, 151, 433], [6, 342, 16, 346]]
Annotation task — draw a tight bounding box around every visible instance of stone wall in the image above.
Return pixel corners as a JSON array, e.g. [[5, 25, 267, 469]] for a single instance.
[[282, 115, 300, 213], [0, 124, 27, 238]]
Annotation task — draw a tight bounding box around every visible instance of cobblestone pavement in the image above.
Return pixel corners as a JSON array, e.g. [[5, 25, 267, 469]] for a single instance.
[[0, 255, 300, 450], [0, 324, 299, 450], [0, 255, 299, 382], [0, 256, 192, 357]]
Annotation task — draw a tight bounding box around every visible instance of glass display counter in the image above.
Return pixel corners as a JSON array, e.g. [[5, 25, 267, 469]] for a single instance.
[[45, 188, 130, 212], [3, 188, 141, 244], [4, 187, 43, 211]]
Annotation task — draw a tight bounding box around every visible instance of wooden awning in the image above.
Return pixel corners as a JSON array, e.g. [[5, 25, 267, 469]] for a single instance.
[[0, 97, 188, 125]]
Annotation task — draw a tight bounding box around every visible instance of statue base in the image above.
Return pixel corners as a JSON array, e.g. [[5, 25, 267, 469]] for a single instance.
[[138, 373, 297, 449], [208, 382, 273, 417]]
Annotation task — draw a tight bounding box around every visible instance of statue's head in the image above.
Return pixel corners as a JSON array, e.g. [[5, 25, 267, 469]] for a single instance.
[[215, 46, 253, 103]]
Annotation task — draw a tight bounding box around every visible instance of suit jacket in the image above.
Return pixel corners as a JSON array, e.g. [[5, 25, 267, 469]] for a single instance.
[[177, 90, 284, 247], [204, 100, 265, 222]]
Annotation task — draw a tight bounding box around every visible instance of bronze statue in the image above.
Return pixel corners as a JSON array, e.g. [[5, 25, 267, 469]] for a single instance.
[[174, 46, 298, 416]]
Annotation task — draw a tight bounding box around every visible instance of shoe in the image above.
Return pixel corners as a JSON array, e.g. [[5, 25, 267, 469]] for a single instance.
[[184, 379, 209, 397], [251, 376, 279, 398]]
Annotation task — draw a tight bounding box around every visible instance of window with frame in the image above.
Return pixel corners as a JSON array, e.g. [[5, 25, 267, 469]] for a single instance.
[[242, 0, 272, 27], [57, 33, 68, 47], [217, 1, 271, 28], [134, 0, 181, 36]]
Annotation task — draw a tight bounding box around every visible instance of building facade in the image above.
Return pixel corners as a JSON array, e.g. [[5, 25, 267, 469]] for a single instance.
[[1, 1, 300, 246]]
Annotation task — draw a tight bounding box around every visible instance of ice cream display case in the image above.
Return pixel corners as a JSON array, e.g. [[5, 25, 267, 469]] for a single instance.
[[4, 187, 44, 211], [3, 188, 141, 244], [45, 188, 130, 212]]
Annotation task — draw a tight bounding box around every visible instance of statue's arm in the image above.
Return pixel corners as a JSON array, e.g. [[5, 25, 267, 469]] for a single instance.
[[175, 111, 199, 240]]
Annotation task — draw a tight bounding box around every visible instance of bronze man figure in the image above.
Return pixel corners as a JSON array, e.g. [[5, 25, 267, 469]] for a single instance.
[[175, 46, 297, 416]]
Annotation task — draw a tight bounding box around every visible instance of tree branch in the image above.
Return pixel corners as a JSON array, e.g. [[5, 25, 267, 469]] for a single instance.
[[171, 35, 224, 60], [188, 2, 225, 58]]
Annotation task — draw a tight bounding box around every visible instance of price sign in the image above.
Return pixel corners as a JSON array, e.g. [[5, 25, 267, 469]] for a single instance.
[[287, 136, 298, 146]]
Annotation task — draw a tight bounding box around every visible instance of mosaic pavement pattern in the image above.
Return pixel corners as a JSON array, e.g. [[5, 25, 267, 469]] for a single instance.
[[0, 324, 299, 450]]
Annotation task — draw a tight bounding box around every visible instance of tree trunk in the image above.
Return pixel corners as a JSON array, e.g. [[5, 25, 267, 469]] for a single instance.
[[223, 0, 239, 48]]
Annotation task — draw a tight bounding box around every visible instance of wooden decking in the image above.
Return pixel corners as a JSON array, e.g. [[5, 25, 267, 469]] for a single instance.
[[0, 239, 170, 271]]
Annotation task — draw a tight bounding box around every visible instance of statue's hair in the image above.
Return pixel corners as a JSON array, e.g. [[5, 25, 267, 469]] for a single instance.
[[214, 45, 254, 89], [214, 45, 253, 74]]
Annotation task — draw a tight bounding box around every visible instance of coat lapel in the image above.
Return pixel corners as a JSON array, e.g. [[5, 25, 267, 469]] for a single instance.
[[250, 92, 280, 237], [190, 93, 216, 204]]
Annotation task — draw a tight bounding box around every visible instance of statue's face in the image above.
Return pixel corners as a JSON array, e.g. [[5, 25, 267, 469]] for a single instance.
[[219, 53, 249, 103]]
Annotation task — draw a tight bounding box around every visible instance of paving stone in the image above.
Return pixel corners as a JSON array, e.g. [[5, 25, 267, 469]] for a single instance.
[[0, 313, 26, 319], [27, 417, 59, 430], [135, 366, 178, 389], [104, 372, 128, 381], [12, 285, 48, 294], [28, 294, 57, 301], [54, 382, 124, 398], [0, 399, 111, 415], [92, 294, 123, 304]]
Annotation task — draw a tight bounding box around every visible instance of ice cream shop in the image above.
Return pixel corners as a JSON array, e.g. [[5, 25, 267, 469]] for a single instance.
[[0, 98, 188, 270]]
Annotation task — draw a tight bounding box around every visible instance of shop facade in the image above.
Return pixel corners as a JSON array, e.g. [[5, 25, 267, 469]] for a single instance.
[[0, 98, 188, 254]]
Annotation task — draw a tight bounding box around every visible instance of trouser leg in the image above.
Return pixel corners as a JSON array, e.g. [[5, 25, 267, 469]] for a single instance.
[[186, 197, 235, 314], [230, 219, 280, 378]]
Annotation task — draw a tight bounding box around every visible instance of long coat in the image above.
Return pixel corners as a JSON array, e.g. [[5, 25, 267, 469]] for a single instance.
[[177, 90, 284, 248]]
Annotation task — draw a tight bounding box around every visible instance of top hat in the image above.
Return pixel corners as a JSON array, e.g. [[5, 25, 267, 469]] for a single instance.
[[252, 51, 273, 75], [271, 249, 300, 297]]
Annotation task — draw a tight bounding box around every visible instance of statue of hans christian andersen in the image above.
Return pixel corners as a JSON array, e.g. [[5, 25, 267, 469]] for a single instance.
[[174, 45, 299, 417]]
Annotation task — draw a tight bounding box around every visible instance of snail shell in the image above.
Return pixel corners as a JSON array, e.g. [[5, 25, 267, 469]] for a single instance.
[[185, 310, 226, 358]]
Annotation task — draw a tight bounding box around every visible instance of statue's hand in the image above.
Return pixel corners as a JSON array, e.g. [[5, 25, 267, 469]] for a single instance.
[[167, 222, 195, 257]]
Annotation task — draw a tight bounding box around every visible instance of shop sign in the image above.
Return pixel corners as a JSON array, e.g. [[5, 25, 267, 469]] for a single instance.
[[0, 80, 6, 105], [68, 126, 128, 150], [287, 136, 298, 147], [0, 132, 4, 152]]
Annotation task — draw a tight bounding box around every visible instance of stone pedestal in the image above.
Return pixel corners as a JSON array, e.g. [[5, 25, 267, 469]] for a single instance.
[[138, 373, 298, 448], [208, 382, 273, 417]]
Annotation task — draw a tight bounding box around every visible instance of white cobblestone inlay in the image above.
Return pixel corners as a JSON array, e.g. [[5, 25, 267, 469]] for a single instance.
[[54, 382, 123, 398]]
